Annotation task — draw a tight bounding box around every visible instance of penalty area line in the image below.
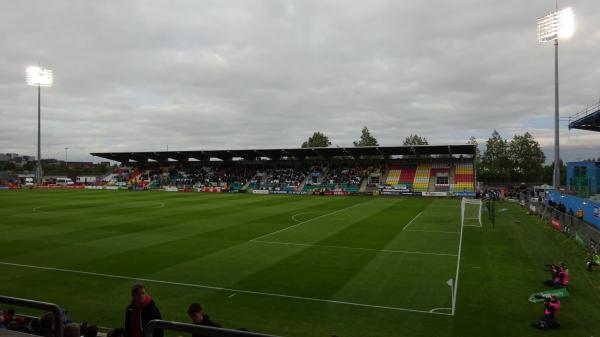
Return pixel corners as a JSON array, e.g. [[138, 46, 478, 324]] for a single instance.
[[402, 212, 423, 231], [250, 202, 365, 242], [251, 240, 457, 257], [0, 261, 451, 316]]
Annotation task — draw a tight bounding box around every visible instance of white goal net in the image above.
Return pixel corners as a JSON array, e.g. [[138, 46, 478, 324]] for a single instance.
[[461, 197, 482, 227]]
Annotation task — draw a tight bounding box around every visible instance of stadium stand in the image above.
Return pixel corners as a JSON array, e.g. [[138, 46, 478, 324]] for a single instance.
[[452, 162, 475, 193], [412, 163, 432, 192], [90, 145, 477, 195]]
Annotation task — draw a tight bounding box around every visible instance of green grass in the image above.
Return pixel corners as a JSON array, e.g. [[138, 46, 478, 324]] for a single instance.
[[0, 190, 599, 337]]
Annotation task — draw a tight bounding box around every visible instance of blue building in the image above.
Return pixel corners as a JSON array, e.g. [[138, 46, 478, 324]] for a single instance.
[[566, 161, 600, 197]]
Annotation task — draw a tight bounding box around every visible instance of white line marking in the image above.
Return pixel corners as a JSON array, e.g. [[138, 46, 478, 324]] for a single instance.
[[404, 229, 459, 234], [452, 211, 466, 316], [429, 307, 452, 313], [252, 240, 457, 257], [250, 202, 365, 242], [0, 261, 450, 316], [31, 201, 165, 212], [402, 212, 423, 231], [463, 224, 482, 227], [291, 212, 313, 223], [228, 293, 236, 298]]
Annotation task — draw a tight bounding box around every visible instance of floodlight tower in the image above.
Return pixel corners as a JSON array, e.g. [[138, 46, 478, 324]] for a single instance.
[[537, 7, 574, 188], [26, 66, 53, 184]]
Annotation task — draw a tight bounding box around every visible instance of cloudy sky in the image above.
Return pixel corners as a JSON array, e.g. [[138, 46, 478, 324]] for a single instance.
[[1, 0, 599, 163]]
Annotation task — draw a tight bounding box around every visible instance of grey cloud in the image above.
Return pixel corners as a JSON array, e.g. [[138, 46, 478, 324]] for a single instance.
[[1, 0, 599, 163]]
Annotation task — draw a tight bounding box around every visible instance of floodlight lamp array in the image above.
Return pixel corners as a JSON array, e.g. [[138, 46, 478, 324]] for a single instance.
[[26, 66, 53, 87], [537, 7, 574, 43]]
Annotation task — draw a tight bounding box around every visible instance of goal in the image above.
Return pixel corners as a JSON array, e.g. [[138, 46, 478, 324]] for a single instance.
[[461, 197, 482, 227]]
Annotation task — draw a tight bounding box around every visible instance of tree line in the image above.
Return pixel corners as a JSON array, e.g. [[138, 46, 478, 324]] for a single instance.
[[301, 128, 561, 184]]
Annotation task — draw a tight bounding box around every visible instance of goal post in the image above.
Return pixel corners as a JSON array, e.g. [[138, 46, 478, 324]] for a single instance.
[[461, 197, 482, 227]]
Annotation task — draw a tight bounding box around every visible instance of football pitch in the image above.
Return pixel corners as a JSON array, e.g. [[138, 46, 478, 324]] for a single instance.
[[1, 190, 599, 337]]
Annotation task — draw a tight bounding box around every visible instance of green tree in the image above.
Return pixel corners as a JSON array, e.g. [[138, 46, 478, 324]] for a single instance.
[[353, 126, 379, 147], [467, 136, 481, 174], [301, 131, 331, 148], [403, 134, 428, 145], [479, 130, 510, 183], [467, 136, 480, 160], [508, 132, 546, 182]]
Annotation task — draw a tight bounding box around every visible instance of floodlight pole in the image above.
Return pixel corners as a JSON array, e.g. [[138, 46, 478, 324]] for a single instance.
[[36, 84, 43, 184], [553, 39, 560, 189]]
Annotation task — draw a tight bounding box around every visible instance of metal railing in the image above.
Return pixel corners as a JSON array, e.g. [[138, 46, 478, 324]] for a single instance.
[[144, 320, 281, 337], [569, 98, 600, 126], [0, 295, 64, 337], [522, 197, 600, 251]]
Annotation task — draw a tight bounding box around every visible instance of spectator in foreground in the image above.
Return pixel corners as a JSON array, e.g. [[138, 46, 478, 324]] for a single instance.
[[110, 327, 125, 337], [85, 325, 99, 337], [124, 284, 163, 337], [3, 309, 15, 326], [63, 323, 80, 337], [187, 303, 220, 337], [36, 312, 55, 337]]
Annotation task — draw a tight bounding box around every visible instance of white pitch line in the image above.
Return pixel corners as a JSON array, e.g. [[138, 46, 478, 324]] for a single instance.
[[0, 261, 450, 316], [291, 212, 313, 223], [250, 202, 365, 242], [401, 212, 423, 231], [452, 214, 466, 316], [429, 307, 452, 313], [252, 240, 457, 257], [404, 229, 460, 234]]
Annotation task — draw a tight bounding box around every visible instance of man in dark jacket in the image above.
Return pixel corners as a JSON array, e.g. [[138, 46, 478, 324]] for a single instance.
[[187, 303, 220, 337], [124, 284, 163, 337]]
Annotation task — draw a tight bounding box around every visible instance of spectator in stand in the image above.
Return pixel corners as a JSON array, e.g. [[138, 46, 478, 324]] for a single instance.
[[187, 303, 221, 337], [0, 310, 5, 330], [63, 323, 80, 337], [124, 284, 163, 337]]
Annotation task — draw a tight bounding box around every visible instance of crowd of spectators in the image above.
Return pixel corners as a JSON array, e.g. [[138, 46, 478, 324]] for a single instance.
[[261, 168, 306, 191], [145, 166, 255, 189]]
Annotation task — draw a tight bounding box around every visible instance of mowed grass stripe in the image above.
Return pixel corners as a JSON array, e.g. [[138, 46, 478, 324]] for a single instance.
[[227, 198, 428, 303], [63, 197, 362, 277], [329, 199, 461, 309], [0, 193, 318, 255], [1, 194, 353, 278]]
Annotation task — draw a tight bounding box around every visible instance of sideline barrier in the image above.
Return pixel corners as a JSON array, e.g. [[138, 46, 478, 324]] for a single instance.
[[144, 320, 281, 337], [251, 190, 269, 195], [0, 295, 63, 337], [202, 186, 223, 193], [523, 196, 600, 248], [270, 190, 307, 195], [36, 185, 84, 189], [422, 192, 448, 197]]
